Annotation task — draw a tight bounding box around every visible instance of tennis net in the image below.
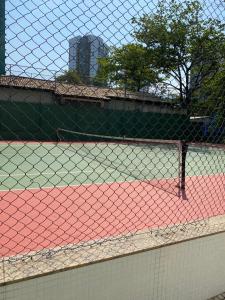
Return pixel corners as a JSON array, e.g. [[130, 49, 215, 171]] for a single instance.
[[56, 128, 187, 193]]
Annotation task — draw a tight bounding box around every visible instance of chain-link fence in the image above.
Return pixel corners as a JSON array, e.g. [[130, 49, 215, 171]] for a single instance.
[[0, 0, 225, 294]]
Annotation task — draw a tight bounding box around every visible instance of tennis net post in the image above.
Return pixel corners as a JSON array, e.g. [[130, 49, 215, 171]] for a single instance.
[[180, 141, 188, 191]]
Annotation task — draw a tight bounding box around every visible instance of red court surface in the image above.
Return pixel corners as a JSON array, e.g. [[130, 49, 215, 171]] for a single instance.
[[1, 174, 225, 257]]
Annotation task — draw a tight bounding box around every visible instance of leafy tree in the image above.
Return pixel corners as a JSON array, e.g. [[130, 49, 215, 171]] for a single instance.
[[57, 69, 107, 87], [56, 70, 82, 84], [132, 0, 225, 107], [92, 61, 109, 87], [98, 44, 160, 92], [190, 45, 225, 141], [194, 61, 225, 124]]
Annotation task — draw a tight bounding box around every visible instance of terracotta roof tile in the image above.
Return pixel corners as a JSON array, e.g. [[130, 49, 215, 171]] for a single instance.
[[0, 75, 164, 103]]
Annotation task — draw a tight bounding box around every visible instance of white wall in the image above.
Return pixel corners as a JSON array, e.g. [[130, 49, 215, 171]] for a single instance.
[[2, 232, 225, 300]]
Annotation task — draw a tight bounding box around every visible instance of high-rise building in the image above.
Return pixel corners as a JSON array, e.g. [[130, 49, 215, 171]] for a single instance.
[[69, 35, 108, 81]]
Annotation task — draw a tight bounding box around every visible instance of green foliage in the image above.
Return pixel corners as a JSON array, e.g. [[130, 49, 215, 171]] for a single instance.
[[57, 68, 108, 87], [193, 59, 225, 126], [56, 70, 82, 84], [132, 0, 225, 107], [92, 61, 109, 87], [98, 44, 160, 91]]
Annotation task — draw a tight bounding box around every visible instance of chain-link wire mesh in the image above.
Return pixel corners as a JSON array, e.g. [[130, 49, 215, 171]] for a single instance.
[[0, 0, 225, 292], [209, 292, 225, 300]]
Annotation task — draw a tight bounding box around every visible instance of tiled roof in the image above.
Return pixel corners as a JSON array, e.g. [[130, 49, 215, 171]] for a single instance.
[[0, 76, 55, 92], [0, 75, 165, 103]]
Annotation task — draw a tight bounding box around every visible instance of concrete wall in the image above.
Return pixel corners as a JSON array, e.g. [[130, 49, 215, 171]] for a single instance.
[[0, 86, 187, 115], [1, 232, 225, 300], [106, 99, 185, 114], [0, 87, 54, 104]]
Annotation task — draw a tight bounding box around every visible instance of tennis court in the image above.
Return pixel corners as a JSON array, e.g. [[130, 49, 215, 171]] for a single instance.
[[1, 136, 225, 258]]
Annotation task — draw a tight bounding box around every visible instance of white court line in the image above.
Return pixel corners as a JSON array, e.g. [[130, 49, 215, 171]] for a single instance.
[[0, 166, 142, 192], [0, 170, 95, 178], [0, 166, 138, 179], [0, 177, 154, 193]]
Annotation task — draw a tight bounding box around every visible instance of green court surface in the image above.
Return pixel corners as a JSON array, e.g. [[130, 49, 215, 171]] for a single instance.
[[0, 141, 225, 191]]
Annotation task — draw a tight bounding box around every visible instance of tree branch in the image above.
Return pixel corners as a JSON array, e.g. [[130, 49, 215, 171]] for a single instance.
[[163, 81, 181, 91]]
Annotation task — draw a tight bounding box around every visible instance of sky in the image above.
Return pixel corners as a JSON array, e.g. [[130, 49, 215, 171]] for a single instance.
[[4, 0, 225, 79]]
